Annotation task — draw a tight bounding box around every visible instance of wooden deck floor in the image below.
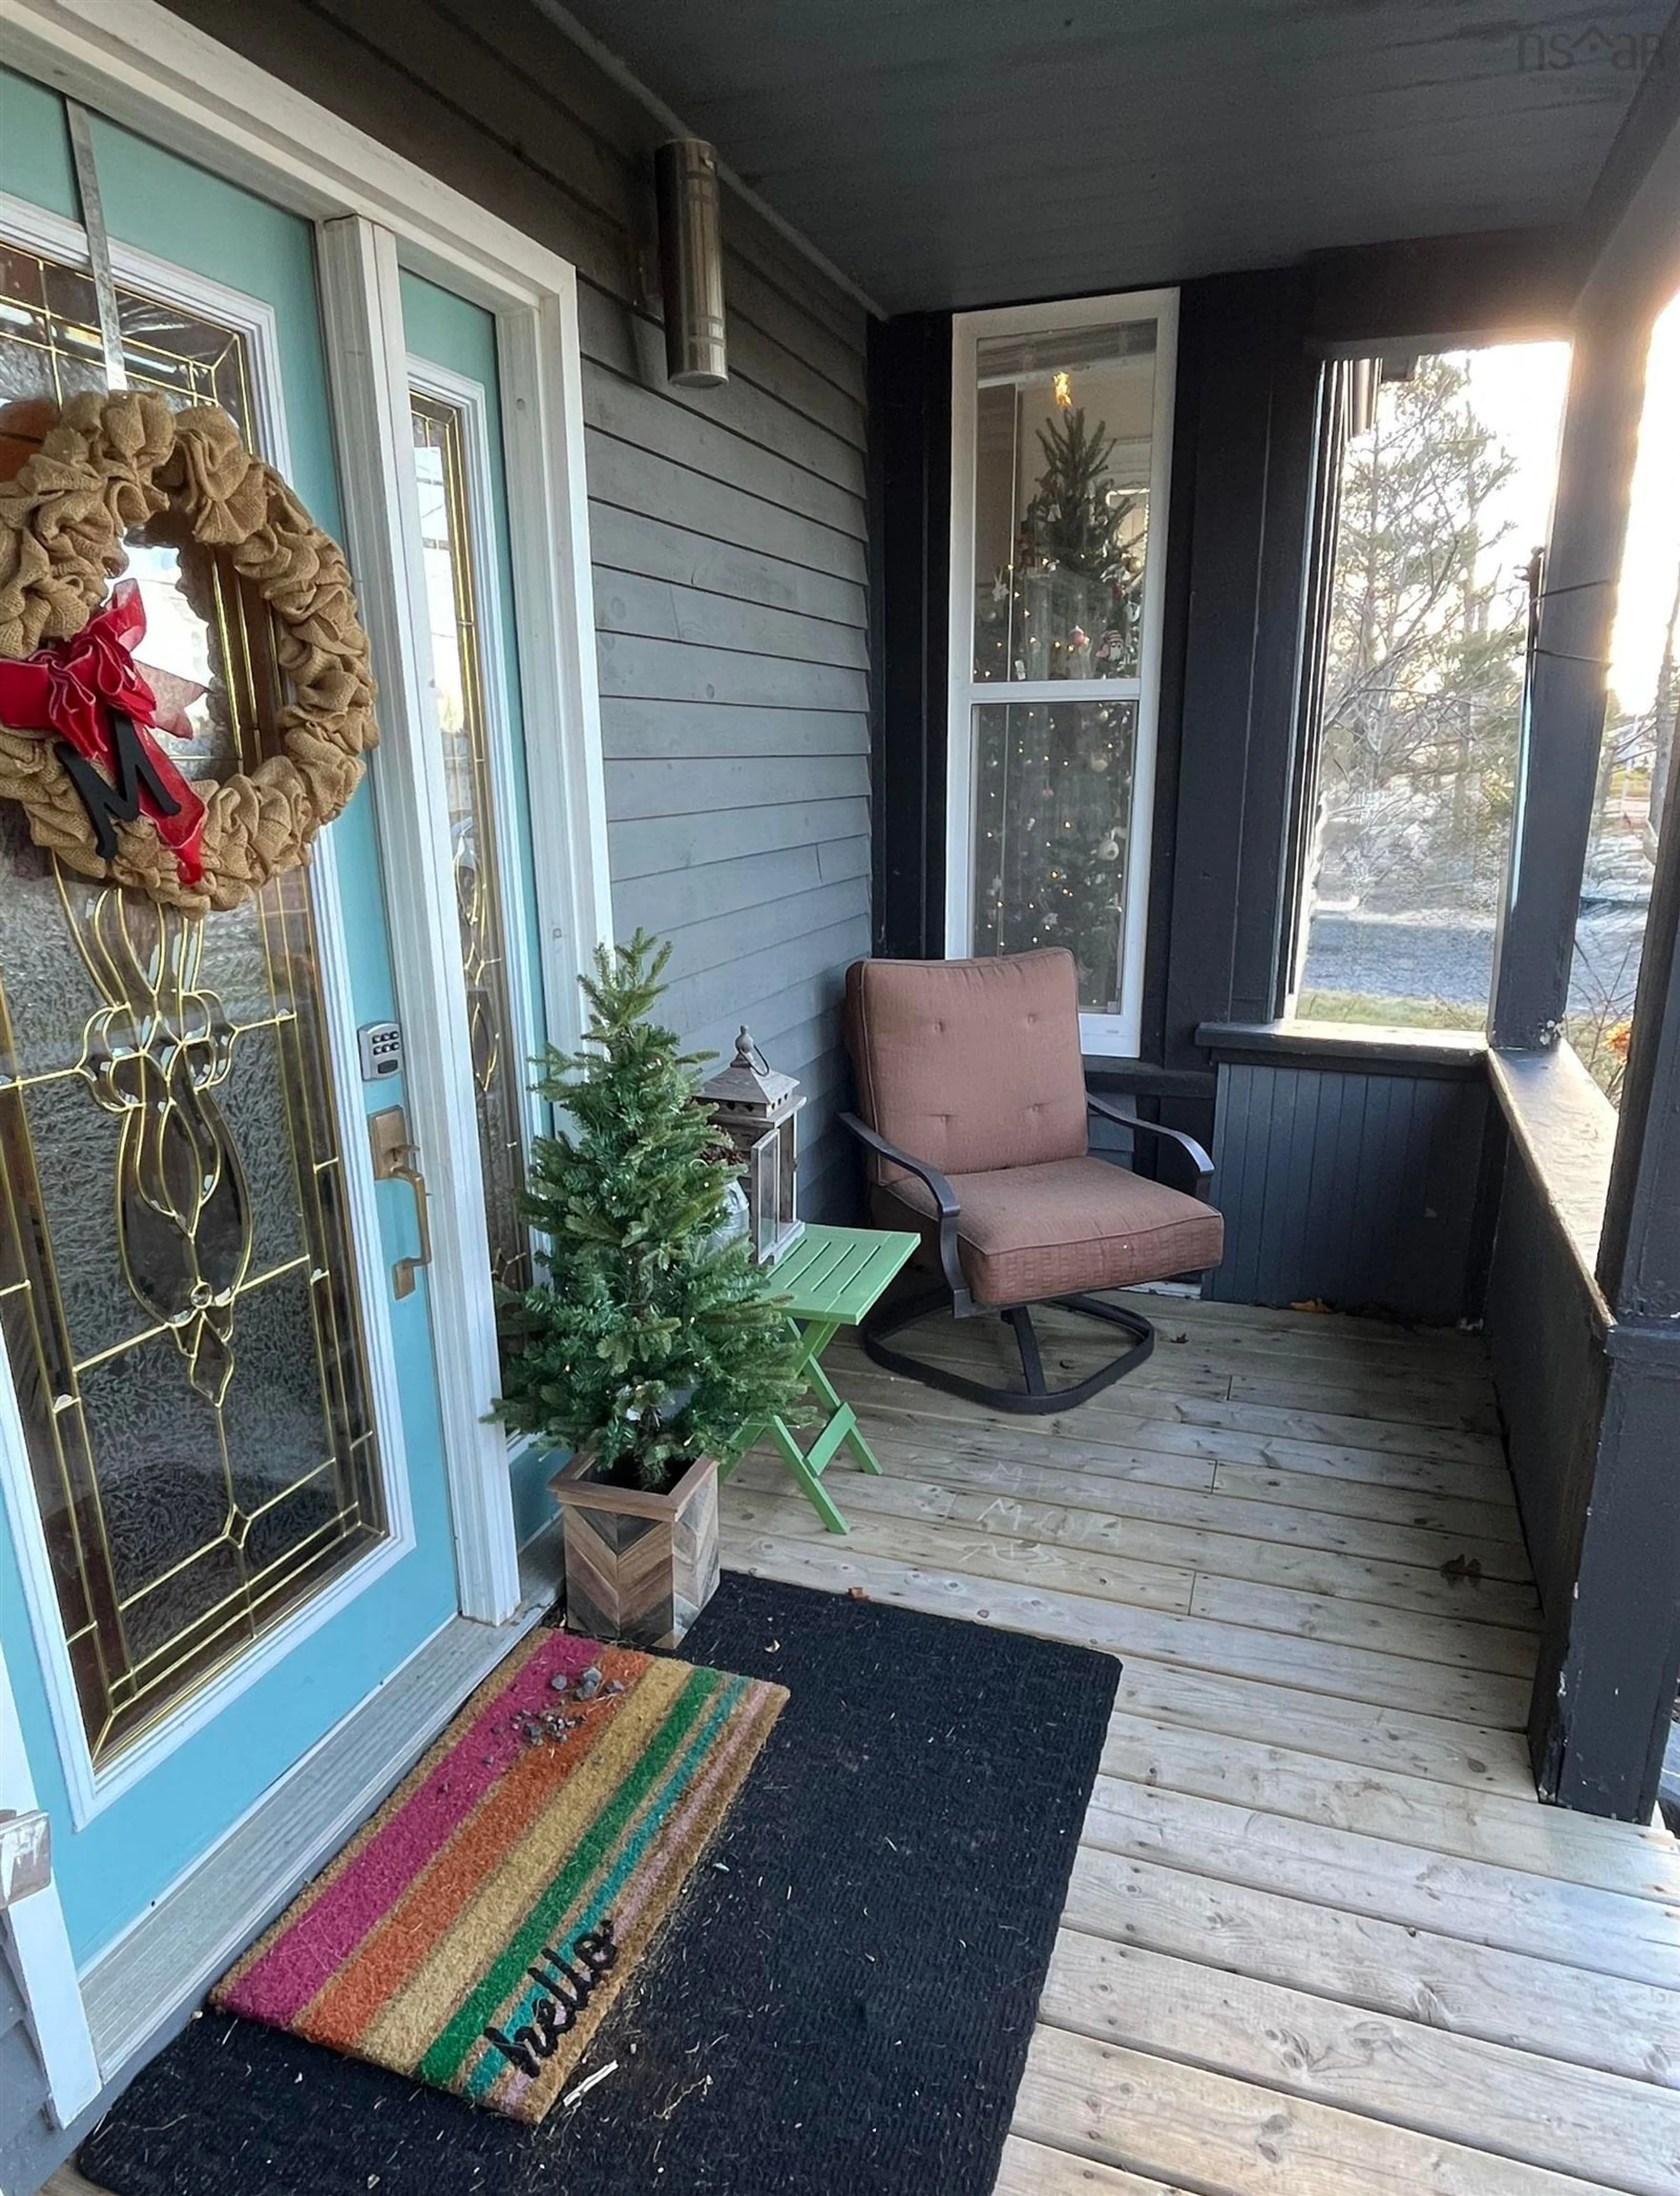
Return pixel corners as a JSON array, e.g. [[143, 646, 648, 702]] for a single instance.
[[721, 1291, 1680, 2196], [54, 1291, 1680, 2196]]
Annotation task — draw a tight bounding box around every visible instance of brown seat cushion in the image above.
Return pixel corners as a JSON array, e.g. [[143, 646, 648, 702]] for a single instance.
[[876, 1155, 1225, 1307]]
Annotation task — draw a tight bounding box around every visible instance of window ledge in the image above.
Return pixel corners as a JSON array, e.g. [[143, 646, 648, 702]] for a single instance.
[[1487, 1045, 1617, 1293], [1197, 1018, 1487, 1073]]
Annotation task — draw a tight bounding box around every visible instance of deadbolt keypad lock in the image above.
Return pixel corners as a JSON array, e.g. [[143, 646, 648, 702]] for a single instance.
[[368, 1105, 433, 1298]]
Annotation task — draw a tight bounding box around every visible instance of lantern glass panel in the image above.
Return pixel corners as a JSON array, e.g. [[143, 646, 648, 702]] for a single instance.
[[747, 1129, 779, 1264]]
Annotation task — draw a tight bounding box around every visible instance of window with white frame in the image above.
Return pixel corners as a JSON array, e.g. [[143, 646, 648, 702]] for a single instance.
[[947, 292, 1177, 1055]]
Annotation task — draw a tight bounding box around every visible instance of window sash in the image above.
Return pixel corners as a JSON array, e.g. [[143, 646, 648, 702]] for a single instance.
[[946, 289, 1178, 1057]]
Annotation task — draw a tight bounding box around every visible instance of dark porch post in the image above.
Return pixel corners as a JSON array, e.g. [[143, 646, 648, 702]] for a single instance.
[[1486, 309, 1648, 1050], [1539, 774, 1680, 1819], [1517, 49, 1680, 1819]]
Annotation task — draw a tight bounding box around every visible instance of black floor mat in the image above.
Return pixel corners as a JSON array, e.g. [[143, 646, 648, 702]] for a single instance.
[[80, 1573, 1118, 2196]]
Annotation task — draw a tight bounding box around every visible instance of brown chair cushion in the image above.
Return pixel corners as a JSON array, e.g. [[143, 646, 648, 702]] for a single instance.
[[845, 950, 1088, 1179], [875, 1156, 1225, 1307]]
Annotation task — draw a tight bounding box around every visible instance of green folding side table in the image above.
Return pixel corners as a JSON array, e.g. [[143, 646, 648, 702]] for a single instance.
[[721, 1222, 919, 1534]]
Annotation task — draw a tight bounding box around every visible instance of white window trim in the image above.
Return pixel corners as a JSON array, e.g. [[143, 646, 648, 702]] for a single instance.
[[946, 287, 1179, 1056], [0, 193, 420, 1829]]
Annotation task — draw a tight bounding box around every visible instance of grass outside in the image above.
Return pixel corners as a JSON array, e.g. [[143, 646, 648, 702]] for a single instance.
[[1297, 989, 1628, 1104], [1295, 989, 1484, 1033]]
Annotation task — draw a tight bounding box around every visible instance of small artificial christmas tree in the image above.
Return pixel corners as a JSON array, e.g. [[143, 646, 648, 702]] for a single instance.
[[494, 931, 807, 1492]]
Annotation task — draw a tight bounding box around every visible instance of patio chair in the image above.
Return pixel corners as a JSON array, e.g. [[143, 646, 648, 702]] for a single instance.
[[841, 949, 1224, 1414]]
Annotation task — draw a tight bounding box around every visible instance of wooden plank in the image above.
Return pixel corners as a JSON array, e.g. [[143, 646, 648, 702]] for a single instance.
[[614, 842, 845, 936], [1012, 2030, 1610, 2196], [723, 1484, 1193, 1614], [1183, 1573, 1536, 1680], [718, 1512, 1531, 1725], [729, 1452, 1540, 1625], [722, 258, 869, 420], [781, 1440, 1537, 1599], [1063, 1846, 1680, 2091], [584, 366, 865, 540], [609, 794, 870, 881], [920, 1316, 1502, 1434], [1109, 1660, 1535, 1798], [723, 1478, 1532, 1679], [994, 2138, 1184, 2195], [1038, 1935, 1680, 2194], [595, 570, 870, 672], [594, 630, 868, 714], [1112, 1290, 1488, 1358], [1099, 1714, 1680, 1901], [600, 697, 869, 761], [585, 432, 867, 584], [588, 508, 867, 631], [659, 879, 869, 990], [826, 1338, 1510, 1468], [575, 281, 866, 492], [1228, 1371, 1502, 1437], [606, 755, 870, 821], [1208, 1458, 1524, 1538], [657, 911, 872, 1038], [1057, 1300, 1494, 1386], [1082, 1780, 1680, 1989], [826, 1365, 1525, 1528]]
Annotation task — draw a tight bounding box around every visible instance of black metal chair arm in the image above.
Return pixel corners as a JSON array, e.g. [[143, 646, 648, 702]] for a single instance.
[[839, 1111, 972, 1310], [1086, 1094, 1215, 1203]]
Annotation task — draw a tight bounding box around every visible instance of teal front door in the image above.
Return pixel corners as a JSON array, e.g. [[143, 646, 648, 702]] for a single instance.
[[0, 77, 474, 1964]]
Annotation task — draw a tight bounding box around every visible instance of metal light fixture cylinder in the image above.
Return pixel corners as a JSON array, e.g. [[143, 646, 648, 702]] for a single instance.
[[655, 137, 728, 388]]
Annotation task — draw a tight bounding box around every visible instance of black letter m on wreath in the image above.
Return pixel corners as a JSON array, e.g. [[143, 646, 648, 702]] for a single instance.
[[54, 712, 183, 861]]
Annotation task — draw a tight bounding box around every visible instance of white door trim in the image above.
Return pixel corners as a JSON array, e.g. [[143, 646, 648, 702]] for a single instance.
[[946, 286, 1178, 1057], [0, 2, 612, 1635], [318, 214, 522, 1623], [0, 192, 420, 1827], [0, 1641, 99, 2127]]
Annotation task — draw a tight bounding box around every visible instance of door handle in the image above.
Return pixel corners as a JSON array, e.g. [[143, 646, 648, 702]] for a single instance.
[[368, 1105, 434, 1298]]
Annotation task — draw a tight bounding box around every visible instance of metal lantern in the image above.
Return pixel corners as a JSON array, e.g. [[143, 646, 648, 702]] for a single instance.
[[702, 1026, 805, 1266]]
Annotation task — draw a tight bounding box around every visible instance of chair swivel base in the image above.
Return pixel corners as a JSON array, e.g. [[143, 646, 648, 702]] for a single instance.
[[860, 1284, 1155, 1415]]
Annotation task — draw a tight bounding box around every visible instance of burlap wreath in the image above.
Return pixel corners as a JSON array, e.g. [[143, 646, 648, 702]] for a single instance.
[[0, 389, 377, 912]]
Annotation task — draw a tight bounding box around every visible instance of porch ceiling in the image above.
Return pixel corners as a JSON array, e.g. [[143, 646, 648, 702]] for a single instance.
[[541, 0, 1674, 313]]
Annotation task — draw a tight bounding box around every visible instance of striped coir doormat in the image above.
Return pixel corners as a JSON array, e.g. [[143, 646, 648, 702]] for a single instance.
[[213, 1628, 786, 2123]]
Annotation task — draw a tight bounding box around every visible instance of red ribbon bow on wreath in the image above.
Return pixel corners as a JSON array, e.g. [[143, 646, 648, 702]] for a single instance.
[[0, 579, 206, 883]]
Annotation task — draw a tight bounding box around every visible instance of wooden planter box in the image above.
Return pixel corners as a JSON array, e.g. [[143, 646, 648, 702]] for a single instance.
[[549, 1450, 721, 1649]]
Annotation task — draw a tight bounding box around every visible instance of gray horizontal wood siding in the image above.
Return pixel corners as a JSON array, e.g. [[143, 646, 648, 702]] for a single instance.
[[1206, 1060, 1491, 1321], [160, 0, 875, 1221]]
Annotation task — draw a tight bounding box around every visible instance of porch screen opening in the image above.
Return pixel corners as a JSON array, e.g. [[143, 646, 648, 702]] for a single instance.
[[1567, 285, 1680, 1106], [957, 304, 1167, 1041], [1294, 342, 1570, 1038], [0, 244, 388, 1765]]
